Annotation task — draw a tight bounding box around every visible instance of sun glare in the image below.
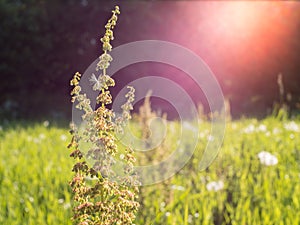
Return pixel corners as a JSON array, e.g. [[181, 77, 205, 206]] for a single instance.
[[219, 2, 266, 39], [214, 2, 286, 44], [198, 1, 298, 71]]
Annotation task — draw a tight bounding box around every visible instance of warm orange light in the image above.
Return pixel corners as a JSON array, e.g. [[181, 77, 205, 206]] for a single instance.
[[197, 1, 298, 69], [219, 2, 266, 38]]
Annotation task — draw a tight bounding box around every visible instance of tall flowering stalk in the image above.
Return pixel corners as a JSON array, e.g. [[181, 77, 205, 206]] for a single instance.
[[68, 6, 139, 225]]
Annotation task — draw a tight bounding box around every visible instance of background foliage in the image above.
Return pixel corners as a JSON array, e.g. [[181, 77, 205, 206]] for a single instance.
[[1, 0, 300, 120]]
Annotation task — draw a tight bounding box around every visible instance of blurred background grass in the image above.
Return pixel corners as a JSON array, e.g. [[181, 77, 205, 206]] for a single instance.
[[0, 116, 299, 224]]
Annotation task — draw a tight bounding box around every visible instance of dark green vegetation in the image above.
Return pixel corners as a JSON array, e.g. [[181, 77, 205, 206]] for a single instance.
[[0, 116, 299, 224], [1, 0, 300, 119]]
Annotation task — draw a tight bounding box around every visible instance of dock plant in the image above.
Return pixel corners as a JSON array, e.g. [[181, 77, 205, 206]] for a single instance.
[[68, 6, 140, 225]]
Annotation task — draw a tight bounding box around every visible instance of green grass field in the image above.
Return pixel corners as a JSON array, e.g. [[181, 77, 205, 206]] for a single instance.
[[0, 116, 299, 225]]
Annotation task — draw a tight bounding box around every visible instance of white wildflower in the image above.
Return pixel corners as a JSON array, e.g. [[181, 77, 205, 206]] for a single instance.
[[165, 212, 171, 217], [257, 151, 278, 166], [58, 199, 64, 204], [257, 124, 267, 132], [284, 121, 299, 132], [43, 120, 49, 127], [171, 185, 185, 191], [160, 202, 166, 211], [194, 212, 199, 218], [206, 180, 224, 192], [60, 134, 67, 141], [243, 124, 255, 133], [28, 196, 34, 203]]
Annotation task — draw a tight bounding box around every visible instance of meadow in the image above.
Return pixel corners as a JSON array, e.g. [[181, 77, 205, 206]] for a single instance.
[[0, 114, 299, 225]]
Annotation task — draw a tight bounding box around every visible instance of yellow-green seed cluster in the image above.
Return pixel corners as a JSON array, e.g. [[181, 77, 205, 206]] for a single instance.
[[68, 6, 140, 225], [101, 6, 120, 52]]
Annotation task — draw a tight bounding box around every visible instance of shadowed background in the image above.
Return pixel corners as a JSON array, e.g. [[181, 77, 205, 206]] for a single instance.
[[0, 0, 299, 120]]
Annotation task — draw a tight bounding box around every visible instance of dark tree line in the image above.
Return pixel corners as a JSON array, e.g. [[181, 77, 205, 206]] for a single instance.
[[0, 0, 299, 120]]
